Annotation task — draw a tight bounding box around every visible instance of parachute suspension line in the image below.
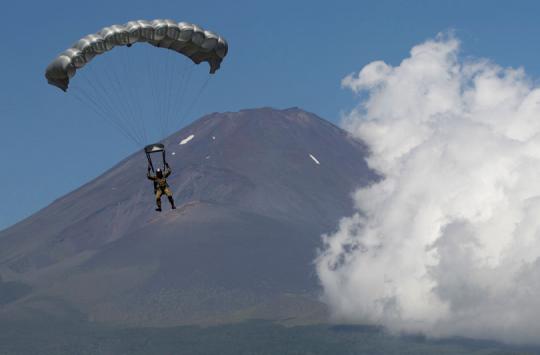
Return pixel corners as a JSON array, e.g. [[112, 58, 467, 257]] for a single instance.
[[78, 85, 142, 146], [115, 50, 148, 144], [94, 61, 146, 145], [162, 52, 177, 136], [82, 65, 145, 145], [155, 50, 167, 138], [71, 89, 140, 146], [158, 52, 170, 137], [159, 53, 171, 137], [180, 75, 212, 127], [171, 65, 196, 130], [80, 66, 130, 140], [163, 55, 188, 136], [177, 61, 193, 126], [164, 59, 183, 134], [71, 55, 213, 149], [160, 51, 175, 138], [102, 59, 146, 144], [144, 48, 165, 140], [162, 51, 185, 138], [89, 63, 145, 146], [71, 49, 213, 148], [72, 80, 141, 145], [163, 60, 181, 135], [145, 49, 158, 137], [119, 46, 148, 144]]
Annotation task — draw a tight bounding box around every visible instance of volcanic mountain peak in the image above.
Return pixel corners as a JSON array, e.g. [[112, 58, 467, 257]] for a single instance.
[[0, 107, 375, 326]]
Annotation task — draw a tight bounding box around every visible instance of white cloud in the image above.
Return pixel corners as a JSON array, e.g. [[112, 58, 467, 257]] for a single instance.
[[317, 34, 540, 344]]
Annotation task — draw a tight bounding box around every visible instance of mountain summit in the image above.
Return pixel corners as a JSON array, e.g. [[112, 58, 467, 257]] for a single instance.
[[0, 107, 375, 326]]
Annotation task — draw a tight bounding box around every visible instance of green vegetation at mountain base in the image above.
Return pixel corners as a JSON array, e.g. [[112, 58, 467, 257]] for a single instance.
[[0, 319, 538, 355]]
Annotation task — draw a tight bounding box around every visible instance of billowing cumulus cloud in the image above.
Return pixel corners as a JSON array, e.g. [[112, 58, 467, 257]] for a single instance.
[[316, 34, 540, 344]]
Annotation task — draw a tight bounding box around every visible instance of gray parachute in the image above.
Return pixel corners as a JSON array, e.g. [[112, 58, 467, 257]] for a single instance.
[[45, 19, 228, 91]]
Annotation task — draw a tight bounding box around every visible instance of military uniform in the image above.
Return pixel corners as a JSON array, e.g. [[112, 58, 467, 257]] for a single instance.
[[147, 166, 176, 210]]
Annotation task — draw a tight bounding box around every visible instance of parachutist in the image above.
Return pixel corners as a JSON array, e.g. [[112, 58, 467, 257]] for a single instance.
[[147, 164, 176, 211]]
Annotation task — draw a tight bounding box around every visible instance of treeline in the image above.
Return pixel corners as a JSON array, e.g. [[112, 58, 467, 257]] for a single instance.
[[0, 319, 536, 355]]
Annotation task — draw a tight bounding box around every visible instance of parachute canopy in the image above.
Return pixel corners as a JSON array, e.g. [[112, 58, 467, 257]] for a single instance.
[[45, 19, 228, 91]]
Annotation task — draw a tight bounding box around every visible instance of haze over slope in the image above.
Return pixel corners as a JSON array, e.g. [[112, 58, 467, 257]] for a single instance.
[[0, 107, 375, 326]]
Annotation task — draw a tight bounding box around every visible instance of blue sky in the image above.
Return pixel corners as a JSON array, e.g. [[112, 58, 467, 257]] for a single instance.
[[1, 0, 540, 230]]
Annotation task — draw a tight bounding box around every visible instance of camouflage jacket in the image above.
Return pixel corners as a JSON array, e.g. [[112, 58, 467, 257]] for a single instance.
[[147, 167, 171, 190]]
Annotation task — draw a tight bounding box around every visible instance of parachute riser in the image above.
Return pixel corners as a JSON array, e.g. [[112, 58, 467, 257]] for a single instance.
[[146, 152, 155, 172], [144, 143, 167, 172]]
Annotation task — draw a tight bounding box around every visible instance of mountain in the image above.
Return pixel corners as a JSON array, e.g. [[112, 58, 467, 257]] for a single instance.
[[0, 107, 376, 327]]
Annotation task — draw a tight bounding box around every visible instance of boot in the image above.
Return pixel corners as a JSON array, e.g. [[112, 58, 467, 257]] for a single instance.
[[168, 196, 176, 209], [156, 199, 162, 212]]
